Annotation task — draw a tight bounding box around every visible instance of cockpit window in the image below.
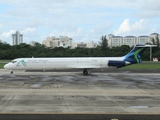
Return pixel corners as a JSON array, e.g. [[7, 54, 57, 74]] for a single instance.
[[12, 61, 17, 63]]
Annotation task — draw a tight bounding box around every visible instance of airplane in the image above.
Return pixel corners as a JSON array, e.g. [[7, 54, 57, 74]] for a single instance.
[[4, 44, 155, 75]]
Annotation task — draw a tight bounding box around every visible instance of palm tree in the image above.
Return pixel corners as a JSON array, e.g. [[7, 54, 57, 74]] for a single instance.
[[99, 35, 108, 56]]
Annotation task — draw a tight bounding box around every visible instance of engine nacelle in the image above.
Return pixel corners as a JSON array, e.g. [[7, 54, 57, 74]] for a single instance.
[[108, 60, 130, 68]]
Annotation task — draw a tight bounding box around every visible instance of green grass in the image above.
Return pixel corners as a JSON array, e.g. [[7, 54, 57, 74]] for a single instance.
[[0, 60, 11, 69], [0, 63, 5, 68], [123, 63, 160, 69], [0, 60, 11, 63]]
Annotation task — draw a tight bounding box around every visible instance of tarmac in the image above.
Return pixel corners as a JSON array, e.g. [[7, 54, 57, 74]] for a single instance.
[[0, 69, 160, 119]]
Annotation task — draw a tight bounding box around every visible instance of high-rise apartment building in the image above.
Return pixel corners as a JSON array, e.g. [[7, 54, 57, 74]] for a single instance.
[[12, 31, 23, 45]]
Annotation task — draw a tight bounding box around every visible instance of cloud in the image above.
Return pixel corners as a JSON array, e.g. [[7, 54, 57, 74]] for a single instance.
[[0, 0, 160, 45], [21, 28, 39, 43], [2, 30, 16, 37], [114, 19, 150, 36], [141, 0, 160, 11], [114, 19, 131, 35], [1, 28, 36, 37], [48, 22, 113, 42], [91, 22, 113, 34], [0, 0, 138, 8], [132, 19, 144, 30], [135, 0, 160, 18], [1, 30, 16, 44], [21, 28, 36, 34], [0, 28, 37, 44], [0, 24, 2, 28], [138, 11, 160, 18], [48, 28, 87, 41]]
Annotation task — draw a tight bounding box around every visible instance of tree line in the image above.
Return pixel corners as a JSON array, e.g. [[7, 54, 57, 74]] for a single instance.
[[0, 35, 159, 61]]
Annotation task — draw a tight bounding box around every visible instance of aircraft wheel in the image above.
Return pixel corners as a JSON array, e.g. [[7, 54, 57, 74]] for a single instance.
[[83, 69, 88, 75], [10, 70, 13, 74]]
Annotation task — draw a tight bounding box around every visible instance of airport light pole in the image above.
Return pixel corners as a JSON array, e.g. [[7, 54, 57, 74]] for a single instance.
[[150, 47, 152, 61], [149, 45, 157, 61]]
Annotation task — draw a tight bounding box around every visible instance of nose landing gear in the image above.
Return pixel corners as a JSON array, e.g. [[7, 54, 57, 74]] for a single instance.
[[83, 69, 88, 75], [10, 70, 13, 74]]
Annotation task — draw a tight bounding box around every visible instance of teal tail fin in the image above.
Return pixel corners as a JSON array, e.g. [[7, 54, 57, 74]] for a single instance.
[[123, 44, 147, 64]]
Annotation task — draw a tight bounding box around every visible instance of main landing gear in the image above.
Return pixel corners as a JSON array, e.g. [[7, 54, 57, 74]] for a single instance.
[[83, 69, 88, 75]]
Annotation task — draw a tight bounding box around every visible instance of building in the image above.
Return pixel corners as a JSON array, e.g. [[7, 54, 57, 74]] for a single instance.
[[0, 40, 7, 44], [72, 41, 97, 48], [42, 36, 97, 49], [42, 36, 72, 48], [12, 31, 23, 45], [29, 41, 40, 46], [150, 33, 160, 40], [108, 34, 123, 47], [137, 36, 151, 44], [108, 34, 154, 47]]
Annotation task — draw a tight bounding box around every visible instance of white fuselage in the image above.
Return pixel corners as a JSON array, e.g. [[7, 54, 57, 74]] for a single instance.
[[4, 44, 152, 74], [4, 57, 125, 71]]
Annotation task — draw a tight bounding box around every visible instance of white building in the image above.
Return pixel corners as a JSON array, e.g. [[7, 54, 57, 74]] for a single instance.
[[108, 34, 153, 47], [150, 33, 160, 41], [123, 36, 137, 46], [72, 41, 97, 48], [42, 36, 72, 48], [138, 36, 151, 44], [108, 34, 123, 47], [12, 31, 23, 45]]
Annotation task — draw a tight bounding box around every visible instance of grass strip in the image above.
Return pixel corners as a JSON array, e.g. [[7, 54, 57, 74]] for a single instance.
[[123, 63, 160, 69], [0, 63, 5, 68]]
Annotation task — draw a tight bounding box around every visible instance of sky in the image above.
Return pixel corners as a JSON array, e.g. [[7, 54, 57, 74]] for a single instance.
[[0, 0, 160, 45]]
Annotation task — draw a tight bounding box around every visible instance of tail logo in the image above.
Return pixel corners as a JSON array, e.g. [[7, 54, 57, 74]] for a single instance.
[[134, 48, 143, 63], [124, 47, 145, 63]]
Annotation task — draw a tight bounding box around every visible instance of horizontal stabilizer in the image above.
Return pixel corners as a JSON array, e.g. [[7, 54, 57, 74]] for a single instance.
[[136, 44, 157, 47]]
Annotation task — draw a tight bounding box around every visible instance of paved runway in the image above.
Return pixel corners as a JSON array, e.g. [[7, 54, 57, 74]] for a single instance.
[[0, 69, 160, 119]]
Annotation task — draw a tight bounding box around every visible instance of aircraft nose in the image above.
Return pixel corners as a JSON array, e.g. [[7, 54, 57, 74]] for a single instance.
[[4, 64, 9, 69]]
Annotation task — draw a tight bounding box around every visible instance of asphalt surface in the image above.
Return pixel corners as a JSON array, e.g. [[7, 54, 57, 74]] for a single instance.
[[0, 114, 159, 120], [0, 69, 160, 120]]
